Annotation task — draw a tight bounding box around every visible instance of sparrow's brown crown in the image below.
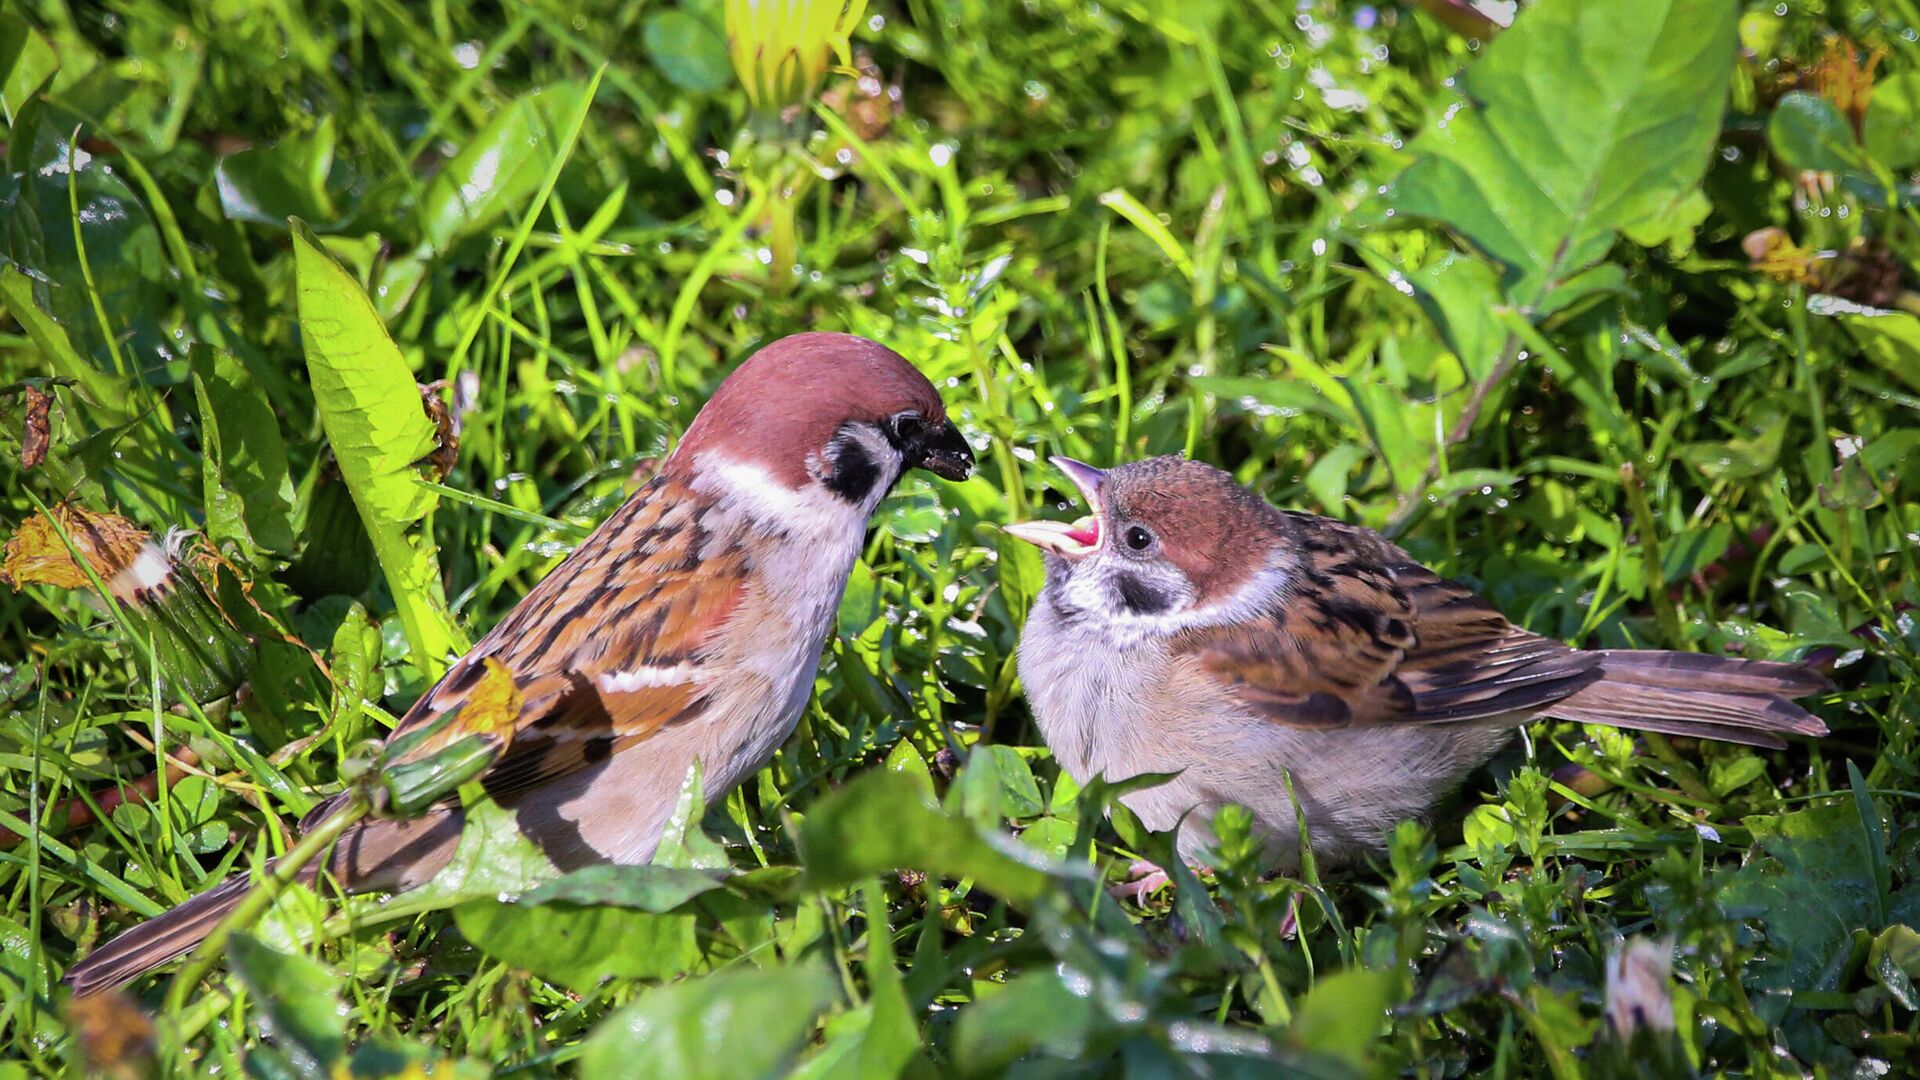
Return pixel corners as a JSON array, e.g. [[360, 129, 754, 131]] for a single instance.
[[1095, 457, 1284, 603], [1009, 455, 1283, 607], [673, 332, 961, 488]]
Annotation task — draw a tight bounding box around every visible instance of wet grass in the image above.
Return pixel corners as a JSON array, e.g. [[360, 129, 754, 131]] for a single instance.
[[2, 0, 1920, 1075]]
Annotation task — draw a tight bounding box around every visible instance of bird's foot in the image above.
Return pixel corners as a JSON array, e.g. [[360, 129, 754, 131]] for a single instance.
[[1109, 858, 1174, 903]]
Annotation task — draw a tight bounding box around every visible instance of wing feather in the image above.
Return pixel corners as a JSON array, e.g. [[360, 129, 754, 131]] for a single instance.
[[380, 473, 752, 800], [1181, 516, 1600, 729]]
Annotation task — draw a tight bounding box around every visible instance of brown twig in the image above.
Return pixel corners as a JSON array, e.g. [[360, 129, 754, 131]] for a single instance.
[[0, 748, 202, 848]]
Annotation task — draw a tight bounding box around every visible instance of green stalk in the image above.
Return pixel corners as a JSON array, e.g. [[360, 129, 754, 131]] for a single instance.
[[163, 793, 369, 1019]]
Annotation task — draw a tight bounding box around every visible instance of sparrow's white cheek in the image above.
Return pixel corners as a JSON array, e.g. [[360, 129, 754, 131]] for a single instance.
[[1051, 558, 1114, 617]]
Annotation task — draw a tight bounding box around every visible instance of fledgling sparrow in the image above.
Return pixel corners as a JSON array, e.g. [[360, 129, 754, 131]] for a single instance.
[[1005, 456, 1829, 872], [66, 332, 974, 994]]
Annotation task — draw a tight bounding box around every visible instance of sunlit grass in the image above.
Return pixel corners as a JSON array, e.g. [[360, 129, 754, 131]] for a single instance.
[[1, 0, 1917, 1075]]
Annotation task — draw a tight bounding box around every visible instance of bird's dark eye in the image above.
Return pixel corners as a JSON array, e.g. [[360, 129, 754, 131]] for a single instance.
[[890, 412, 926, 443], [1124, 525, 1153, 551]]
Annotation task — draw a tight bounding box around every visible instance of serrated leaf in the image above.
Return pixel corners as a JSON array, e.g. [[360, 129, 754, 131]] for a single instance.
[[292, 219, 467, 677]]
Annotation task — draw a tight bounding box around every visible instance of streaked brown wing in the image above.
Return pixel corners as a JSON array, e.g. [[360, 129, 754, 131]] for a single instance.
[[1181, 514, 1601, 729], [382, 472, 751, 800]]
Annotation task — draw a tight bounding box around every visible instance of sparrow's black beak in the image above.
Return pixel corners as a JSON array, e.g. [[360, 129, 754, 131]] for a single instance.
[[907, 418, 975, 481]]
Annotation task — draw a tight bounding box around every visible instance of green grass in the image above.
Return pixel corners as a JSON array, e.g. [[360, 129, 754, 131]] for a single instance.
[[3, 0, 1919, 1075]]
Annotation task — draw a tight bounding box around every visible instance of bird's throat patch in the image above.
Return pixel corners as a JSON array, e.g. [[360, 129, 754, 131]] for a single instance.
[[824, 435, 882, 503], [1115, 572, 1172, 615]]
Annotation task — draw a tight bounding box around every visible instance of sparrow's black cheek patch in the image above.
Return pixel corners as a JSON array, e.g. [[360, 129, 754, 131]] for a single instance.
[[825, 437, 881, 503], [1114, 572, 1172, 615]]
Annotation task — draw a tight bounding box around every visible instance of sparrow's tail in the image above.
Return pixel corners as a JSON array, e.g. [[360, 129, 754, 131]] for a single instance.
[[62, 869, 262, 997], [1543, 650, 1831, 749], [63, 808, 463, 997]]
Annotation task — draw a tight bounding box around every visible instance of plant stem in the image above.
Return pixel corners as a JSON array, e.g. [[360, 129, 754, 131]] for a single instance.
[[163, 793, 370, 1018]]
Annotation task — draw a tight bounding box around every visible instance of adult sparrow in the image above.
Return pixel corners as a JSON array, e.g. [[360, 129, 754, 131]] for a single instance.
[[66, 332, 973, 994], [1005, 455, 1828, 872]]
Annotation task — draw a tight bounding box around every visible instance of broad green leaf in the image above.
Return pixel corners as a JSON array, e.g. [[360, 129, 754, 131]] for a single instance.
[[1304, 444, 1369, 514], [1285, 968, 1396, 1066], [190, 346, 295, 555], [0, 266, 135, 425], [1, 103, 173, 381], [883, 738, 936, 799], [995, 529, 1045, 622], [397, 797, 557, 913], [644, 11, 732, 94], [1865, 72, 1920, 170], [952, 969, 1097, 1075], [1676, 414, 1786, 481], [292, 219, 466, 676], [0, 15, 57, 126], [1187, 375, 1352, 424], [1406, 252, 1505, 383], [1426, 468, 1521, 505], [1716, 800, 1882, 990], [214, 118, 339, 228], [578, 960, 837, 1080], [418, 80, 590, 252], [325, 601, 380, 735], [836, 558, 880, 640], [1620, 187, 1712, 256], [1768, 91, 1857, 175], [1840, 310, 1920, 394], [1388, 0, 1737, 310], [520, 865, 724, 910], [653, 762, 730, 870], [454, 893, 701, 990], [227, 933, 347, 1073], [1869, 925, 1920, 1010], [800, 770, 1062, 902], [967, 744, 1044, 820]]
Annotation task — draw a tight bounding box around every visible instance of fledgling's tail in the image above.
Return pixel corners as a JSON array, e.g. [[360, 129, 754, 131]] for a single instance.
[[1544, 651, 1831, 749], [63, 871, 258, 997]]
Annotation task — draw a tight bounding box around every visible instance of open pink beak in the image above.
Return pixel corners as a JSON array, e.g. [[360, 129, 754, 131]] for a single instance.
[[1003, 457, 1107, 558]]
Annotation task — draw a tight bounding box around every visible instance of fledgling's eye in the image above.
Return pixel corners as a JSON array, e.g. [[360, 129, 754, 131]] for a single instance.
[[1124, 525, 1153, 551]]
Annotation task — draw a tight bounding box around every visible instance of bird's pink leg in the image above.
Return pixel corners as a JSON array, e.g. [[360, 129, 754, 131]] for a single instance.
[[1110, 858, 1174, 902]]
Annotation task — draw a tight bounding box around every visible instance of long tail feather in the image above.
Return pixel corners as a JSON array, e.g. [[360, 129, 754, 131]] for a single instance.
[[64, 809, 463, 997], [1543, 651, 1830, 750], [63, 870, 260, 997]]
